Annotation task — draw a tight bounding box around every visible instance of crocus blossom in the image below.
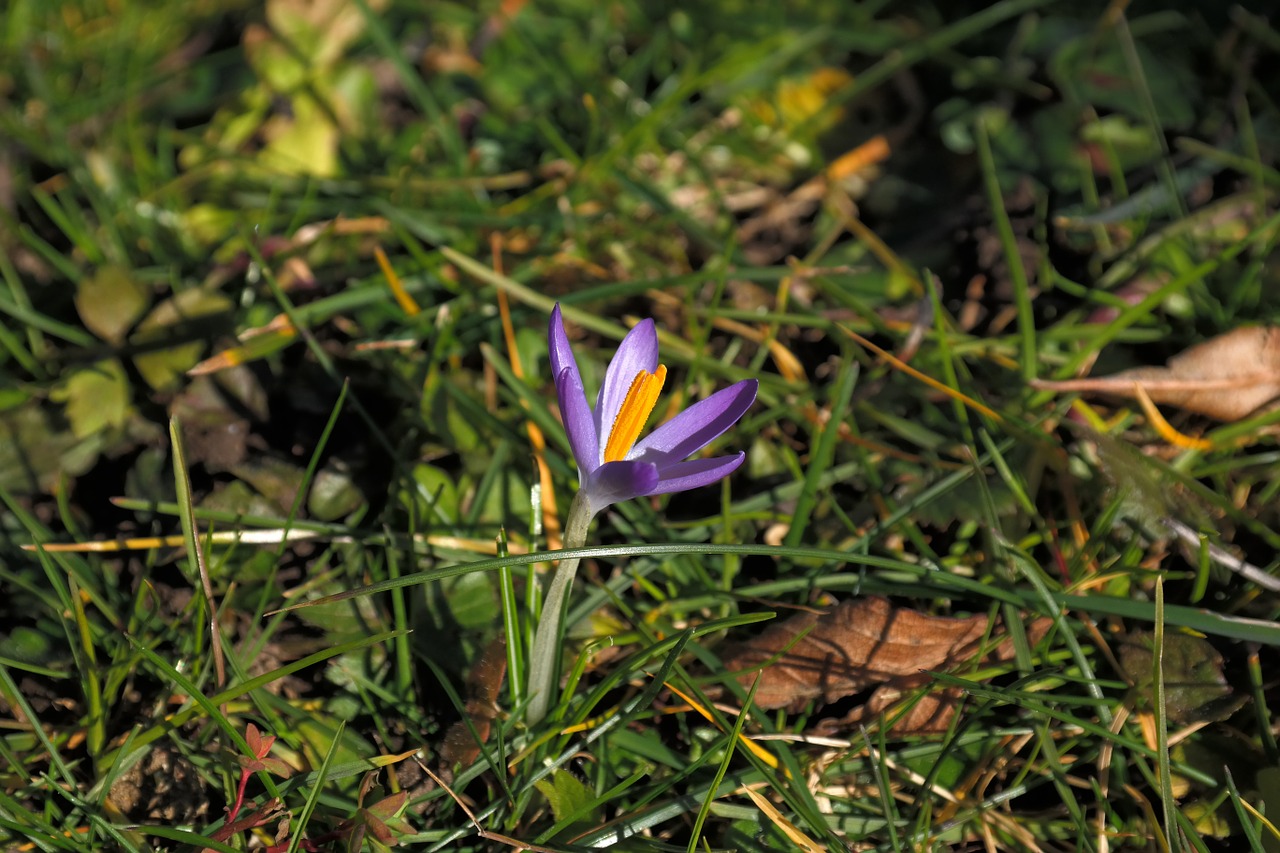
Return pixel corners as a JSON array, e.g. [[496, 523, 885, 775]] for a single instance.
[[548, 303, 757, 517], [528, 304, 756, 725]]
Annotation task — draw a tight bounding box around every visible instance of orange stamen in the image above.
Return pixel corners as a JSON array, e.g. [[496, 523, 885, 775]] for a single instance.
[[603, 365, 667, 462]]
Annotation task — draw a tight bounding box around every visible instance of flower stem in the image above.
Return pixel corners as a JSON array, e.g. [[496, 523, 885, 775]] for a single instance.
[[525, 490, 594, 726]]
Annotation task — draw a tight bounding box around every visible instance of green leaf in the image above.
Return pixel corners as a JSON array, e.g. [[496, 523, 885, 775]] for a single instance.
[[259, 94, 340, 177], [421, 374, 481, 454], [308, 463, 366, 521], [230, 456, 305, 513], [0, 626, 55, 665], [294, 713, 377, 788], [49, 358, 131, 439], [131, 288, 234, 391], [534, 769, 597, 827], [415, 569, 500, 677], [1254, 767, 1280, 853], [472, 466, 532, 526], [403, 462, 458, 522], [180, 203, 240, 250], [0, 403, 101, 494], [75, 265, 150, 344], [0, 388, 30, 412], [293, 583, 388, 646], [201, 479, 281, 520], [1119, 632, 1243, 725], [1049, 29, 1197, 129], [429, 571, 498, 632]]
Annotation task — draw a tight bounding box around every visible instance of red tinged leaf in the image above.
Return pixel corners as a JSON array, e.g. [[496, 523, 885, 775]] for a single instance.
[[366, 790, 408, 819], [245, 722, 276, 758], [237, 723, 293, 777], [201, 798, 284, 850]]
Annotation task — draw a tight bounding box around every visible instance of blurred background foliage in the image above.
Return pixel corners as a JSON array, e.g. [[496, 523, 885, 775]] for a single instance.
[[3, 0, 1280, 849]]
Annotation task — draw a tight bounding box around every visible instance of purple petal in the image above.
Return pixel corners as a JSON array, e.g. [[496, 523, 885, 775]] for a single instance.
[[548, 304, 583, 392], [584, 460, 660, 511], [647, 453, 745, 496], [594, 319, 658, 451], [631, 379, 757, 466], [556, 367, 598, 477]]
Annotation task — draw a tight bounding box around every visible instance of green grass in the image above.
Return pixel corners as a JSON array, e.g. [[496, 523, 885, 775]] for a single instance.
[[3, 1, 1280, 851]]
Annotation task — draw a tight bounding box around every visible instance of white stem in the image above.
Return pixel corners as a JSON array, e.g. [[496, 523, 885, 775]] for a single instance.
[[525, 490, 594, 726]]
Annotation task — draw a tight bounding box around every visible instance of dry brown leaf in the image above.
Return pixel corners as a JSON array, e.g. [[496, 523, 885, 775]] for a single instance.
[[1031, 326, 1280, 421], [718, 596, 1047, 734], [814, 685, 968, 738], [439, 636, 507, 775]]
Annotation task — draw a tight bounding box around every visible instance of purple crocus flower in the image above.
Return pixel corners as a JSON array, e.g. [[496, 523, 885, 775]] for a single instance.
[[527, 304, 757, 724], [548, 303, 757, 517]]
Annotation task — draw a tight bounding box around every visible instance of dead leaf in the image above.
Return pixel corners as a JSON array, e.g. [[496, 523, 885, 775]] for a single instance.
[[1032, 326, 1280, 421], [170, 376, 257, 472], [718, 596, 1047, 734], [189, 314, 298, 377], [439, 636, 507, 775], [808, 683, 979, 740]]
